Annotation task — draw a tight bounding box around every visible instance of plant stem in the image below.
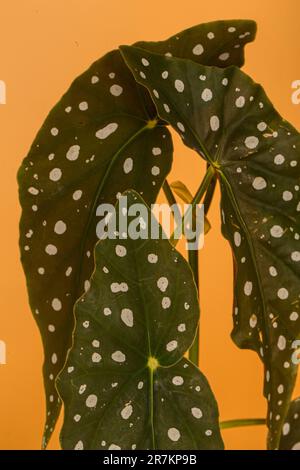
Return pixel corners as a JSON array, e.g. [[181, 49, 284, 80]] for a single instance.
[[163, 180, 182, 228], [167, 166, 215, 366], [188, 249, 199, 366], [188, 169, 216, 365], [203, 171, 217, 216], [220, 418, 266, 430], [163, 179, 200, 365], [170, 165, 215, 245]]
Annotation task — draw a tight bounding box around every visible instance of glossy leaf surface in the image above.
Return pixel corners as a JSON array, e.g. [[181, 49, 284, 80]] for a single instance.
[[120, 45, 300, 448], [57, 191, 223, 450]]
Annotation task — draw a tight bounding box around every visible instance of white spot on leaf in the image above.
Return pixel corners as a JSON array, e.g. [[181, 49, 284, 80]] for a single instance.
[[244, 281, 253, 296], [66, 145, 80, 161], [54, 220, 67, 235], [201, 88, 213, 102], [270, 225, 284, 238], [45, 244, 57, 255], [157, 277, 168, 292], [210, 115, 220, 131], [96, 123, 118, 140], [121, 308, 134, 327], [52, 298, 62, 311], [245, 136, 259, 149], [192, 44, 204, 55], [174, 80, 185, 92], [121, 404, 133, 420], [191, 407, 203, 419], [49, 168, 62, 182], [166, 340, 178, 352], [172, 376, 184, 386], [86, 394, 98, 408], [111, 351, 126, 363], [252, 176, 267, 190], [168, 427, 181, 442], [110, 84, 123, 96]]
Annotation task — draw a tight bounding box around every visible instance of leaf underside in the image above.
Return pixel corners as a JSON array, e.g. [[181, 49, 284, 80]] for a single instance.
[[279, 397, 300, 450], [18, 19, 256, 446], [120, 45, 300, 449], [57, 191, 224, 450]]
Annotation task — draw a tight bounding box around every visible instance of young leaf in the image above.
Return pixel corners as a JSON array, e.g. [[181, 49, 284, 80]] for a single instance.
[[120, 46, 300, 449], [171, 180, 195, 204], [18, 20, 256, 446], [56, 191, 224, 450], [279, 398, 300, 450], [170, 180, 211, 233]]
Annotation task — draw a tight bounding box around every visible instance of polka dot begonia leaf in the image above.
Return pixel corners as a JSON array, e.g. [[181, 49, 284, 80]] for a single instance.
[[18, 19, 256, 447], [279, 397, 300, 450], [120, 45, 300, 449], [56, 191, 224, 450]]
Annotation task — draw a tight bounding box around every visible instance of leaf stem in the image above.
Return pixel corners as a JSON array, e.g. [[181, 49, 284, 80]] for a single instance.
[[203, 169, 217, 216], [163, 179, 183, 230], [220, 418, 266, 430], [189, 168, 217, 365], [167, 166, 215, 366]]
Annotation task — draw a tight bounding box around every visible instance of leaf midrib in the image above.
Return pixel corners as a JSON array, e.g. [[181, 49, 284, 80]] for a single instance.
[[131, 236, 156, 449]]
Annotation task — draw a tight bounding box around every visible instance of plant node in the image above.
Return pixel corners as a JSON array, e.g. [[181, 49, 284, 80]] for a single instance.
[[147, 356, 159, 371], [146, 118, 158, 129]]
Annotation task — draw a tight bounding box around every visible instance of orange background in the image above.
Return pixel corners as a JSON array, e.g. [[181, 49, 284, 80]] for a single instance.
[[0, 0, 299, 450]]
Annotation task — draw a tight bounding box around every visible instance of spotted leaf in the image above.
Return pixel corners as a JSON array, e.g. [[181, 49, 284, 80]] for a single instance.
[[56, 191, 223, 450], [279, 398, 300, 450], [120, 46, 300, 449], [18, 19, 256, 447]]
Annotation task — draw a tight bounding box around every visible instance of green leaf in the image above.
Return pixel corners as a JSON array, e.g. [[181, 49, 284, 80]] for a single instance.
[[133, 19, 256, 69], [279, 398, 300, 450], [56, 191, 224, 450], [170, 180, 211, 234], [120, 46, 300, 449], [18, 19, 256, 447]]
